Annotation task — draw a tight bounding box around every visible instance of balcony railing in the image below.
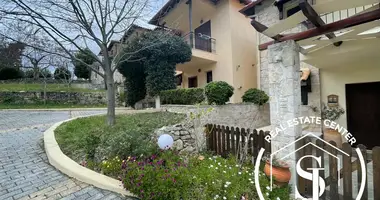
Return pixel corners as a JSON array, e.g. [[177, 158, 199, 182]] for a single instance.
[[183, 32, 216, 53]]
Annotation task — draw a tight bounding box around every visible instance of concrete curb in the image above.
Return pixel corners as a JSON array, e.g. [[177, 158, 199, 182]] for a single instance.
[[43, 115, 135, 197]]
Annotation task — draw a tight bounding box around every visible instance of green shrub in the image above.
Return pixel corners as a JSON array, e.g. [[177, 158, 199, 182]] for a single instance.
[[54, 67, 71, 80], [204, 81, 234, 105], [242, 88, 269, 105], [0, 67, 24, 80], [83, 133, 100, 160], [160, 88, 205, 105]]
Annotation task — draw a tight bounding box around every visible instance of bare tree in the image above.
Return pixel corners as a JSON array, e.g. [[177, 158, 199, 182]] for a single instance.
[[0, 0, 159, 125]]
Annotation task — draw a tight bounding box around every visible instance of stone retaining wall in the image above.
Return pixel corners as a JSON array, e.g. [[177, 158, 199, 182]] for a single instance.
[[153, 124, 197, 154], [162, 103, 270, 130], [0, 91, 110, 105]]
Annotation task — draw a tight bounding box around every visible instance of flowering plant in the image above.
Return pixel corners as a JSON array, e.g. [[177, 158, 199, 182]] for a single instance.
[[321, 103, 345, 121]]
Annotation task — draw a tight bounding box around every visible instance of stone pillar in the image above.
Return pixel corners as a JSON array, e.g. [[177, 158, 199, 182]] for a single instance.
[[268, 40, 302, 186]]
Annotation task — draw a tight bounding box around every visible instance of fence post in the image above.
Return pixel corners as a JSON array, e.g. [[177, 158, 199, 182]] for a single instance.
[[342, 143, 353, 200], [253, 129, 258, 158], [226, 126, 231, 154], [221, 125, 226, 154], [241, 128, 246, 157], [235, 127, 241, 158], [212, 124, 217, 154], [328, 141, 339, 199], [357, 144, 368, 200], [316, 140, 325, 200], [217, 125, 222, 155], [231, 127, 236, 155], [373, 146, 380, 200]]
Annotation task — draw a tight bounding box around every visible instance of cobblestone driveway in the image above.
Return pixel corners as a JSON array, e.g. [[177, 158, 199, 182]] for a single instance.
[[0, 111, 132, 200]]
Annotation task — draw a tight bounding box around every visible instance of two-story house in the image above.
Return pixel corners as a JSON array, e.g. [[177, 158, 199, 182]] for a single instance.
[[239, 0, 380, 148], [149, 0, 258, 103]]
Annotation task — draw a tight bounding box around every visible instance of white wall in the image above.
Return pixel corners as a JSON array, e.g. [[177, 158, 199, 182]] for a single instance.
[[320, 62, 380, 128]]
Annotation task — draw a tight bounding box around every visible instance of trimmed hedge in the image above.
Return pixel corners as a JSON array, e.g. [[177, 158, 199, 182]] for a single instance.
[[242, 88, 269, 105], [160, 88, 205, 105], [205, 81, 234, 105]]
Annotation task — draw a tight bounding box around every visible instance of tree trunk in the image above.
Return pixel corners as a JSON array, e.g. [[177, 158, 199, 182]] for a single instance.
[[106, 73, 116, 126]]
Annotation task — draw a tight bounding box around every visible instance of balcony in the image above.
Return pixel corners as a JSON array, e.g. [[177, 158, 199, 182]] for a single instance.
[[177, 32, 217, 71], [183, 32, 216, 53]]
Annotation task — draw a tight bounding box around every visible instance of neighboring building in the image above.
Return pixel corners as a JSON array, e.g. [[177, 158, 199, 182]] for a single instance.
[[91, 25, 150, 86], [149, 0, 258, 103]]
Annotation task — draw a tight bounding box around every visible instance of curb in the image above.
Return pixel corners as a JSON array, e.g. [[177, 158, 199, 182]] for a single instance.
[[43, 115, 135, 197]]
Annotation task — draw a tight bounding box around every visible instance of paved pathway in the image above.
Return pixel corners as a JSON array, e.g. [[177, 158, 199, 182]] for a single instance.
[[0, 110, 134, 200]]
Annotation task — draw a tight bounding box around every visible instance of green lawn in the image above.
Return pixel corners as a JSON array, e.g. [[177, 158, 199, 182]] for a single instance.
[[54, 112, 186, 162], [0, 103, 107, 109], [0, 83, 104, 92]]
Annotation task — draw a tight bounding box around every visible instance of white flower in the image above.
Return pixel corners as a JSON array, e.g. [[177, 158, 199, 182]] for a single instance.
[[224, 184, 228, 188], [250, 181, 254, 184], [248, 178, 252, 181], [215, 167, 218, 170], [238, 172, 242, 175], [223, 171, 226, 173], [266, 186, 270, 190], [209, 157, 212, 160], [266, 193, 269, 196], [223, 197, 227, 200], [218, 162, 221, 165], [276, 197, 281, 200], [229, 167, 232, 169], [212, 181, 215, 184], [210, 165, 214, 168], [246, 171, 249, 173], [226, 181, 231, 185], [235, 165, 239, 167]]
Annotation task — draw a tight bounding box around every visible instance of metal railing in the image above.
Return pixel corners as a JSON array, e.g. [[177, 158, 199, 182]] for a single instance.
[[183, 32, 216, 53]]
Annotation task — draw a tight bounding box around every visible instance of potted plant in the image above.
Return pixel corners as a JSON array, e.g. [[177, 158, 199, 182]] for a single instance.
[[321, 103, 345, 148], [263, 156, 291, 186]]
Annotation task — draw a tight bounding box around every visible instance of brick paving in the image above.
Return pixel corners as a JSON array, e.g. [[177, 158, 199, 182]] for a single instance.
[[0, 111, 135, 200]]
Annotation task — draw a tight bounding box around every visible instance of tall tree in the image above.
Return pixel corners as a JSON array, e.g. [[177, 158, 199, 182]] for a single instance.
[[0, 38, 25, 69], [73, 48, 95, 80], [0, 0, 159, 126]]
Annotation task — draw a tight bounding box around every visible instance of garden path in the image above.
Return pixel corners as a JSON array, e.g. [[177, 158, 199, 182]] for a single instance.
[[0, 110, 135, 200]]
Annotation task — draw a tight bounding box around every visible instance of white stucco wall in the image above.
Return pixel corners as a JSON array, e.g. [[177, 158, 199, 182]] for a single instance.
[[320, 62, 380, 128]]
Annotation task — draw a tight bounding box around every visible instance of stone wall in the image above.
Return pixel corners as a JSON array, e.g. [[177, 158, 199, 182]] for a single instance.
[[0, 91, 110, 105], [153, 124, 197, 154], [162, 103, 270, 130]]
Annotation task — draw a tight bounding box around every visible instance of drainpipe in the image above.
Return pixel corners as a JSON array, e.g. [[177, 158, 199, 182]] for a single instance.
[[188, 0, 193, 48]]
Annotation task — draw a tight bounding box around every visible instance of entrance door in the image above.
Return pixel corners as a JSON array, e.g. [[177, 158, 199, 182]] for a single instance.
[[346, 82, 380, 149], [194, 21, 211, 52]]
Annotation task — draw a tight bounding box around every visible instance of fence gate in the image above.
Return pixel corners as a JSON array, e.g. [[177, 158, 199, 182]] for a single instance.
[[296, 137, 380, 200]]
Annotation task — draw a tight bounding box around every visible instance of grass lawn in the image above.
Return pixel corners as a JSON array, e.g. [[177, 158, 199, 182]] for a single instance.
[[0, 103, 106, 109], [0, 83, 104, 92], [54, 112, 186, 162]]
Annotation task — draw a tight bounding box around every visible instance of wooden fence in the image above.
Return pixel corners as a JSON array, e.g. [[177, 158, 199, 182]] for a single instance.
[[205, 124, 380, 199], [205, 124, 271, 159], [296, 137, 380, 200]]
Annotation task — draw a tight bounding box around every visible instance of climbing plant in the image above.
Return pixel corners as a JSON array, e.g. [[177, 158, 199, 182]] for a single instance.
[[117, 30, 192, 106]]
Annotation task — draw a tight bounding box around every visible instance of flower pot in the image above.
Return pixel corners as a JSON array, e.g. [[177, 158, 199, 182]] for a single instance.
[[263, 161, 291, 186], [323, 128, 342, 148]]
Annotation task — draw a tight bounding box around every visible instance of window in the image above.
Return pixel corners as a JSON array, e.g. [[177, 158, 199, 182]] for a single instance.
[[206, 71, 213, 83], [176, 74, 182, 86], [188, 76, 198, 88]]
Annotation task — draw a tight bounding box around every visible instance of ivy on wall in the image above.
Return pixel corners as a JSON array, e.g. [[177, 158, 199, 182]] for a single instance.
[[117, 30, 192, 107]]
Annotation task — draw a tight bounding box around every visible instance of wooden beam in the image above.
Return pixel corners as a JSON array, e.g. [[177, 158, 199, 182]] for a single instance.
[[299, 0, 342, 46], [259, 8, 380, 51], [251, 19, 283, 40]]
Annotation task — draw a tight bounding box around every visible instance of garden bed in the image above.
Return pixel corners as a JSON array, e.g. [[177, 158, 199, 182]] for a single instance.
[[54, 112, 290, 200]]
